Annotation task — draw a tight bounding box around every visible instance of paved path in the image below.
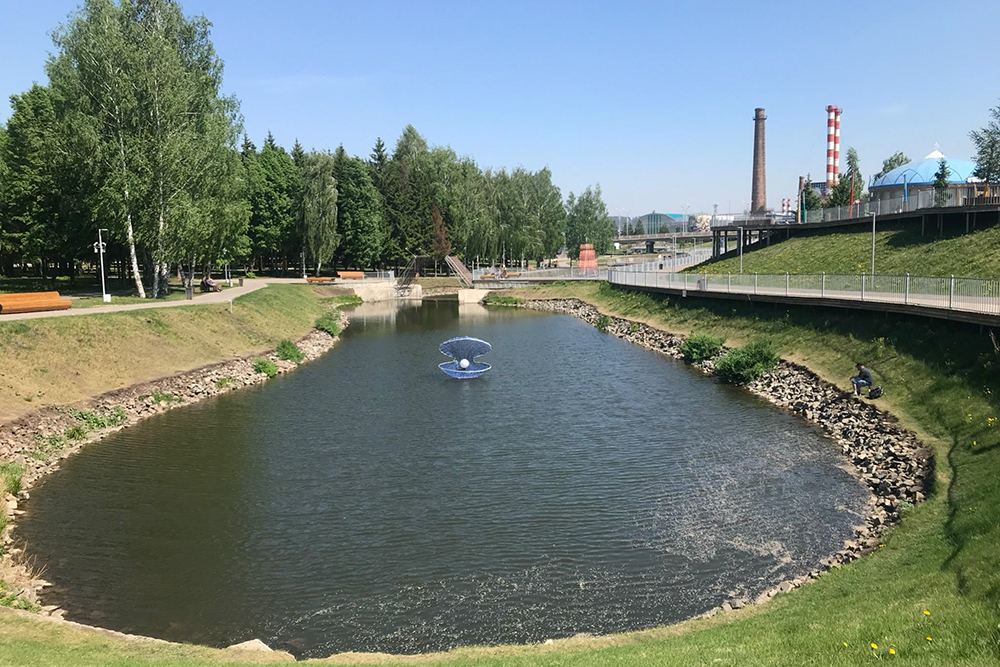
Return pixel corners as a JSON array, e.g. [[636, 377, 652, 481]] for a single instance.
[[609, 271, 1000, 325], [0, 278, 308, 322]]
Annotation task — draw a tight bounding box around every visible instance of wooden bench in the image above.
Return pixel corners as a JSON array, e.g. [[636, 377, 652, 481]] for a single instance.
[[0, 291, 72, 315], [306, 276, 335, 283], [337, 271, 365, 280]]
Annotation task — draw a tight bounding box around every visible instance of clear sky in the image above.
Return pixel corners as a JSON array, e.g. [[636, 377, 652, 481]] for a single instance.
[[3, 0, 1000, 216]]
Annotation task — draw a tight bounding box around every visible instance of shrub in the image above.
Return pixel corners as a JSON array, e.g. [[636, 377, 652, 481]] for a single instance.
[[0, 463, 26, 496], [29, 434, 67, 461], [314, 313, 341, 337], [715, 339, 780, 384], [595, 315, 612, 332], [483, 295, 524, 307], [681, 333, 725, 363], [276, 339, 305, 363], [70, 408, 127, 430], [253, 358, 278, 378], [151, 391, 178, 404], [215, 377, 234, 389], [245, 271, 257, 279], [64, 425, 88, 441]]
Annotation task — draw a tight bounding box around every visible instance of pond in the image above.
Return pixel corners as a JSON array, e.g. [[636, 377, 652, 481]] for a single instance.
[[17, 300, 868, 658]]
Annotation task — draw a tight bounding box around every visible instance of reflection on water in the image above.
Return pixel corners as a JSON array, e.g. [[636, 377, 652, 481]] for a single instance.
[[18, 299, 868, 658]]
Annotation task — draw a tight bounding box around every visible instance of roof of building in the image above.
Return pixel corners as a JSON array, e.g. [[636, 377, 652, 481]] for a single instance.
[[870, 149, 979, 189]]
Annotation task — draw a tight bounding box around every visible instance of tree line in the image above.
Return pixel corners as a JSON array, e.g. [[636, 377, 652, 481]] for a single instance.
[[0, 0, 613, 295]]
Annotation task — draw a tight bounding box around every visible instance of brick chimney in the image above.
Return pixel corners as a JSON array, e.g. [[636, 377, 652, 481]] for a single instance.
[[752, 108, 767, 214]]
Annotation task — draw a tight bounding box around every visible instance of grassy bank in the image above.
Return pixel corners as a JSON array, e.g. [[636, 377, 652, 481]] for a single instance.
[[0, 284, 339, 422], [1, 281, 998, 666], [694, 219, 1000, 277]]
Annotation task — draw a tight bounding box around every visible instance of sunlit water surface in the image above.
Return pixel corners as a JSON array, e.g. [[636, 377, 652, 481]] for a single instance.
[[18, 300, 868, 657]]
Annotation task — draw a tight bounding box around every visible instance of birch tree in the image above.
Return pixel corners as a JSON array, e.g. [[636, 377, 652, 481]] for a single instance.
[[298, 152, 339, 276], [48, 0, 148, 296]]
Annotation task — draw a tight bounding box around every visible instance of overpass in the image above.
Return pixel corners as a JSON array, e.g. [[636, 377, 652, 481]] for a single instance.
[[616, 230, 713, 253], [710, 192, 1000, 258]]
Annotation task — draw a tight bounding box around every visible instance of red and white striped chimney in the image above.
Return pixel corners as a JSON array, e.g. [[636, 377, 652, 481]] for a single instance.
[[833, 106, 842, 185], [826, 105, 837, 188]]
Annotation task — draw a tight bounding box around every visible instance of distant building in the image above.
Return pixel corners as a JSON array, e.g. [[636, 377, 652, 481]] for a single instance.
[[634, 211, 688, 234], [869, 148, 980, 204], [609, 216, 632, 235]]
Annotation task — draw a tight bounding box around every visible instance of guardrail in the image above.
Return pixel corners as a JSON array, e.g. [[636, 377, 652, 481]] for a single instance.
[[472, 250, 711, 282], [607, 269, 1000, 318], [713, 187, 989, 228]]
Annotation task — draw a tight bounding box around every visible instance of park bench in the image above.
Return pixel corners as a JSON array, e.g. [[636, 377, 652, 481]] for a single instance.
[[306, 276, 335, 283], [337, 271, 365, 280], [505, 272, 522, 278], [0, 291, 72, 315]]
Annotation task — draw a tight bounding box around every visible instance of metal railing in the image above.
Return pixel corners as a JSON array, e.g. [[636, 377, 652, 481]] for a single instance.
[[712, 187, 984, 228], [607, 269, 1000, 318], [472, 250, 711, 282]]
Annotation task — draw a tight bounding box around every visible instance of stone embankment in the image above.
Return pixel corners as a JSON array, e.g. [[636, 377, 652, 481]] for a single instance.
[[0, 313, 348, 614], [521, 298, 931, 613]]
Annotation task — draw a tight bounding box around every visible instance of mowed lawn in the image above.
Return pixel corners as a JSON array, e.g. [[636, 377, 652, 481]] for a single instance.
[[1, 280, 999, 665], [691, 219, 1000, 278]]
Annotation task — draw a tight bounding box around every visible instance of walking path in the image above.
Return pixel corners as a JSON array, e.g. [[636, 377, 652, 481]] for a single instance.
[[0, 278, 307, 322], [609, 270, 1000, 326]]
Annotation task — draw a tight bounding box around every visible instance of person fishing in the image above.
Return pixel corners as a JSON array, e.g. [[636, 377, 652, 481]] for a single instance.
[[851, 362, 875, 396]]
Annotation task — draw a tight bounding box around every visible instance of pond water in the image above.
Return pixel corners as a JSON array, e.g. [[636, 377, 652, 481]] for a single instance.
[[17, 300, 868, 658]]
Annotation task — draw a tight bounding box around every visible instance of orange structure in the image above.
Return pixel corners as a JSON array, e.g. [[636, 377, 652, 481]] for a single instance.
[[578, 243, 598, 272]]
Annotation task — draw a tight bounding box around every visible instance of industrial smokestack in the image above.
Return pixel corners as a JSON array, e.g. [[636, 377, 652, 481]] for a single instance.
[[834, 107, 842, 185], [752, 108, 766, 213], [826, 105, 842, 188]]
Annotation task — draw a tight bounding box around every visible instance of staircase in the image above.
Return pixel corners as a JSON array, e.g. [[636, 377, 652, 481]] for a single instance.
[[445, 256, 474, 288]]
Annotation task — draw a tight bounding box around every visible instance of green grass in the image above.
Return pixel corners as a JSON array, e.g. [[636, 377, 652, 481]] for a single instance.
[[2, 281, 1000, 665], [482, 294, 525, 306], [252, 358, 278, 378], [693, 219, 1000, 278], [0, 284, 334, 422], [68, 408, 127, 431], [275, 339, 305, 363], [0, 462, 26, 496], [215, 377, 234, 389]]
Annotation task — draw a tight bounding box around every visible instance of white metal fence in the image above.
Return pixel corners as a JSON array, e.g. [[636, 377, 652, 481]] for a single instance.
[[471, 250, 711, 282], [607, 269, 1000, 318], [712, 187, 988, 228]]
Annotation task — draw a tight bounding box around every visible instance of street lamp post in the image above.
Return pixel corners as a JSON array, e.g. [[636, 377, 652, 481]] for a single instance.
[[738, 226, 744, 274], [870, 212, 877, 285], [93, 228, 110, 303]]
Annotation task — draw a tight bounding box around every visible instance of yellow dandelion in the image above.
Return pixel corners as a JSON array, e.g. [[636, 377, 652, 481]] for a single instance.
[[871, 642, 878, 650], [843, 641, 848, 647], [923, 609, 931, 616], [889, 647, 896, 655], [926, 636, 933, 642]]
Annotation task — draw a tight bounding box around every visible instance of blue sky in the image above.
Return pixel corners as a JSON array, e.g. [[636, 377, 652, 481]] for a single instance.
[[3, 0, 1000, 216]]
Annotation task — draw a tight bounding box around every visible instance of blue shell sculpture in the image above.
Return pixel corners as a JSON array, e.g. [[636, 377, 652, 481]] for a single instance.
[[439, 336, 492, 379]]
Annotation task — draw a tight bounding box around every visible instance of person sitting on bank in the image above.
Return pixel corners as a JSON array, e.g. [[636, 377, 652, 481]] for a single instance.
[[851, 363, 874, 396], [200, 276, 221, 293]]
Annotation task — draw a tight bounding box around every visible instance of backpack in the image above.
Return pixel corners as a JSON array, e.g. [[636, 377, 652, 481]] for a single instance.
[[868, 385, 883, 399]]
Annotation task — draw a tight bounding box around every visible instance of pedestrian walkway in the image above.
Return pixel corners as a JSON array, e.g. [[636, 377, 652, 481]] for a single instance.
[[608, 269, 1000, 326], [0, 278, 307, 322]]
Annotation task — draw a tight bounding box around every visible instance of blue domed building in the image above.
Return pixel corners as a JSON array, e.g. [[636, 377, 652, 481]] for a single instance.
[[869, 148, 981, 206]]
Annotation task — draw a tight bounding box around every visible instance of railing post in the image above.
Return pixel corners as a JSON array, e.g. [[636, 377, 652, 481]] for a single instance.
[[754, 272, 758, 294], [861, 272, 866, 301], [704, 271, 708, 292], [905, 274, 909, 304], [949, 275, 954, 309], [822, 272, 826, 297], [785, 272, 789, 296], [728, 272, 731, 293]]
